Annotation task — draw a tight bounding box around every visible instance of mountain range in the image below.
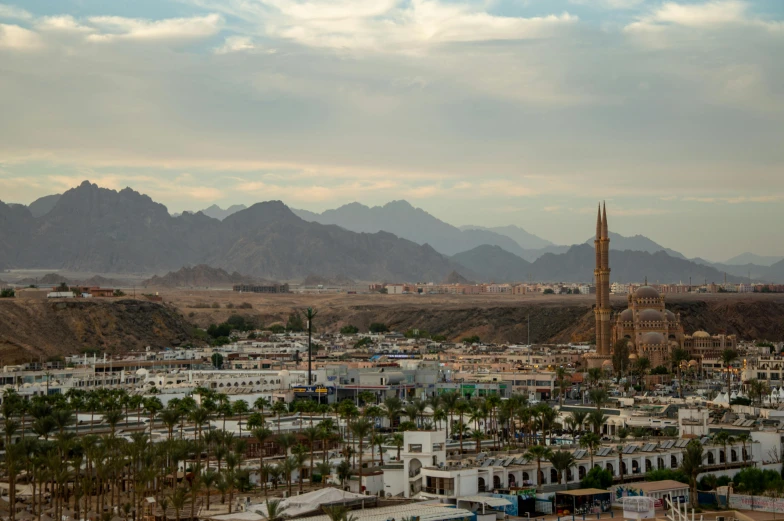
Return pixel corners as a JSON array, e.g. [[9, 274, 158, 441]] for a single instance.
[[6, 181, 783, 284]]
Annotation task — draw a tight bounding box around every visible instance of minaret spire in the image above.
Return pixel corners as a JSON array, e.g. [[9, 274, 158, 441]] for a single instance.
[[602, 201, 608, 240], [596, 204, 602, 240]]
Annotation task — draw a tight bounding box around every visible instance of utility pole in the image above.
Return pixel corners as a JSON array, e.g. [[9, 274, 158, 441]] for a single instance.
[[305, 307, 318, 385]]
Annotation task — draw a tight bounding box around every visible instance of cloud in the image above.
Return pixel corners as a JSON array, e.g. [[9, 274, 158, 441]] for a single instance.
[[214, 35, 256, 54], [0, 23, 42, 50], [200, 0, 577, 50], [569, 0, 642, 10], [36, 15, 93, 33], [86, 13, 222, 42], [0, 3, 32, 21], [625, 0, 783, 33]]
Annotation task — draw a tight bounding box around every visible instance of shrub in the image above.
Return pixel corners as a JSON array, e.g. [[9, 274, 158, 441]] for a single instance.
[[0, 288, 15, 298], [211, 302, 220, 309], [226, 302, 235, 309], [581, 467, 613, 489], [237, 302, 253, 309], [340, 325, 359, 335], [269, 324, 285, 334], [369, 322, 389, 333]]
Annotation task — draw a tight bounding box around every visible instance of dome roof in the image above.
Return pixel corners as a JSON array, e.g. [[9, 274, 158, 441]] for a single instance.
[[688, 360, 699, 367], [640, 332, 665, 345], [635, 286, 660, 299], [639, 309, 664, 322], [629, 353, 638, 360], [692, 331, 711, 338], [602, 360, 613, 367], [665, 309, 676, 321], [620, 309, 634, 321]]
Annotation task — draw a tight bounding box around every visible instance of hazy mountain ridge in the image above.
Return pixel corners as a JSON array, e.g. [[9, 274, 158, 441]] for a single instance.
[[458, 224, 553, 249], [142, 265, 258, 287], [725, 252, 783, 267], [291, 200, 528, 256], [0, 182, 465, 281]]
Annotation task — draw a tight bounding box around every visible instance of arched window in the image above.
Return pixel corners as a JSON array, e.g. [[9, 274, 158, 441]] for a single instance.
[[478, 477, 486, 492], [578, 466, 587, 480], [550, 468, 558, 484]]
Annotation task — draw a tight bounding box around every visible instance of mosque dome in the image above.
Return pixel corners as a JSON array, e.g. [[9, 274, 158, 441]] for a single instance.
[[629, 353, 638, 361], [639, 309, 664, 322], [635, 286, 661, 299], [602, 360, 613, 367], [688, 360, 699, 367], [640, 332, 665, 344], [665, 309, 676, 321], [620, 309, 634, 321], [692, 331, 711, 338]]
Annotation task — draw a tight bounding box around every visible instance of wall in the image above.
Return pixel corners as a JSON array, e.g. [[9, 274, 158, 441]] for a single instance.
[[729, 494, 784, 513], [383, 467, 405, 497]]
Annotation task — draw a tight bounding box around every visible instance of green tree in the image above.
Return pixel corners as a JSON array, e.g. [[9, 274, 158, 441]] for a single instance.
[[611, 338, 630, 377], [671, 348, 691, 398], [0, 288, 15, 298], [525, 445, 553, 490], [646, 468, 689, 483], [211, 353, 224, 369], [680, 440, 705, 508], [579, 432, 602, 468], [340, 325, 359, 335], [286, 311, 305, 332], [369, 323, 389, 333], [581, 466, 613, 489], [262, 498, 289, 521], [721, 348, 740, 391], [548, 450, 576, 490]]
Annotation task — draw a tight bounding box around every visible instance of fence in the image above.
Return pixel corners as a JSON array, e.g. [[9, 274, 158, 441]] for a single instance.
[[729, 494, 784, 513]]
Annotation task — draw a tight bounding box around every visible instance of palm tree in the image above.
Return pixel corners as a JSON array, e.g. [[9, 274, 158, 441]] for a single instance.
[[633, 357, 651, 391], [587, 410, 608, 437], [232, 399, 250, 437], [371, 432, 388, 465], [453, 421, 470, 454], [548, 450, 576, 490], [438, 392, 460, 439], [554, 367, 569, 407], [252, 427, 272, 487], [254, 396, 271, 423], [202, 469, 218, 510], [671, 348, 690, 398], [350, 418, 372, 478], [391, 433, 404, 461], [566, 410, 588, 436], [737, 433, 751, 465], [169, 487, 189, 521], [263, 499, 289, 521], [316, 461, 332, 488], [471, 430, 485, 454], [293, 444, 308, 493], [713, 431, 735, 471], [587, 368, 603, 388], [272, 401, 288, 435], [588, 388, 609, 411], [580, 432, 602, 468], [721, 348, 740, 391], [525, 445, 552, 490], [680, 440, 704, 508], [322, 505, 358, 521]]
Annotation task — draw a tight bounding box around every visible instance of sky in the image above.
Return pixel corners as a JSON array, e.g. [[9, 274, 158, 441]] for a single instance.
[[0, 0, 782, 262]]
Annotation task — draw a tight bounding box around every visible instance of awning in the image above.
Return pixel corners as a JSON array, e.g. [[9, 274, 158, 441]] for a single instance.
[[458, 496, 512, 507]]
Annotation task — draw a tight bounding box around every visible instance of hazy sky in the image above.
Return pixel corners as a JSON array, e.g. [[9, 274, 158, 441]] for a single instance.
[[0, 0, 782, 261]]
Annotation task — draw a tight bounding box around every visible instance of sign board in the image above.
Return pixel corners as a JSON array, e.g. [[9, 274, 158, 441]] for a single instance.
[[292, 386, 334, 395]]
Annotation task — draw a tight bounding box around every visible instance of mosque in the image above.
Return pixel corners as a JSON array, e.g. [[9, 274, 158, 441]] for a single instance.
[[589, 204, 736, 369]]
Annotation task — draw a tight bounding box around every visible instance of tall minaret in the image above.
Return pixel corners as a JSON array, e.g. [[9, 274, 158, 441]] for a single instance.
[[594, 203, 612, 356]]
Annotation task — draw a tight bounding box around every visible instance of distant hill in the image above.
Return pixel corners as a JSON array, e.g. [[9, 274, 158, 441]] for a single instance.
[[292, 200, 527, 256], [302, 274, 357, 286], [583, 232, 686, 259], [200, 204, 248, 221], [142, 265, 257, 287], [724, 252, 783, 267], [0, 182, 465, 281], [451, 245, 532, 282], [28, 194, 62, 218], [442, 270, 473, 284], [458, 224, 552, 249], [529, 244, 745, 283], [17, 273, 72, 286]]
